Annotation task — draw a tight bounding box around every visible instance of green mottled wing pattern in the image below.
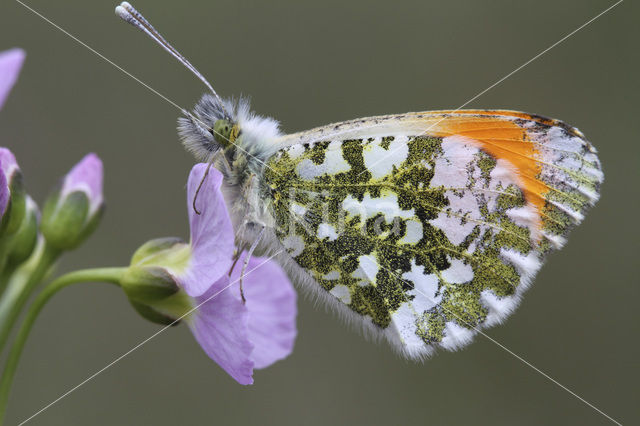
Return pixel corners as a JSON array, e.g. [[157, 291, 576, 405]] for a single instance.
[[263, 112, 602, 358]]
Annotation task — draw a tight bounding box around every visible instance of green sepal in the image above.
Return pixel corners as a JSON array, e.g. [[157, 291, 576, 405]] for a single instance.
[[40, 186, 60, 223], [6, 204, 38, 267], [75, 203, 105, 246], [131, 237, 184, 266], [0, 172, 27, 236], [41, 190, 89, 250], [121, 266, 180, 303], [129, 299, 179, 326]]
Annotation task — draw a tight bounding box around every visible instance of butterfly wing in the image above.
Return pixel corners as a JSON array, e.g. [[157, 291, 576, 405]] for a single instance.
[[264, 110, 602, 359]]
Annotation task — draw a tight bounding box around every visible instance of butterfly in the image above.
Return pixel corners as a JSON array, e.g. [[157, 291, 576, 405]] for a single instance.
[[117, 2, 603, 359]]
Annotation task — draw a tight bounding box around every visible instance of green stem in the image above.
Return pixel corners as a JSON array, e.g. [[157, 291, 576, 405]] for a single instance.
[[0, 239, 12, 296], [0, 269, 12, 297], [0, 267, 125, 425], [0, 240, 60, 353]]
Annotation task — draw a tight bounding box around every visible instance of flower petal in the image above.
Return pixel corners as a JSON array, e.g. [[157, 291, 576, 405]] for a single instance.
[[0, 158, 8, 220], [231, 254, 297, 369], [189, 275, 255, 385], [0, 148, 19, 183], [178, 164, 234, 297], [0, 48, 25, 110], [61, 153, 104, 215]]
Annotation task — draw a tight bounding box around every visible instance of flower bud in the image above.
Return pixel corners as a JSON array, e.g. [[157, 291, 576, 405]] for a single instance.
[[41, 154, 104, 251], [130, 237, 184, 266], [128, 300, 179, 327], [0, 48, 26, 232], [121, 239, 193, 326], [5, 196, 38, 266], [0, 148, 26, 236], [121, 266, 180, 302], [0, 163, 8, 228]]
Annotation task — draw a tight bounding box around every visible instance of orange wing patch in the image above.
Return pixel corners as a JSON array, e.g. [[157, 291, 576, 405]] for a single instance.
[[426, 114, 549, 218], [421, 110, 585, 137], [280, 108, 602, 246]]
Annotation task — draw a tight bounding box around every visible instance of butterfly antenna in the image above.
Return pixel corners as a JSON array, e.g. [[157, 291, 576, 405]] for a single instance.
[[115, 2, 228, 114]]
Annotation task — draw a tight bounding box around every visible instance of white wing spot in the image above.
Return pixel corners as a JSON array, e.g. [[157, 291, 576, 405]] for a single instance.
[[287, 144, 305, 159], [290, 202, 307, 217], [295, 140, 350, 180], [330, 284, 351, 304], [399, 220, 423, 244], [352, 255, 380, 284], [282, 235, 305, 257], [322, 270, 340, 280], [342, 191, 414, 223], [317, 223, 339, 241], [440, 321, 475, 350], [441, 258, 474, 284], [430, 137, 478, 188], [363, 136, 409, 179], [402, 260, 441, 311]]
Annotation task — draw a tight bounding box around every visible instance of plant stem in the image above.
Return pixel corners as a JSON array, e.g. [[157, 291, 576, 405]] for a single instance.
[[0, 240, 60, 353], [0, 239, 13, 296], [0, 269, 12, 297], [0, 267, 125, 425]]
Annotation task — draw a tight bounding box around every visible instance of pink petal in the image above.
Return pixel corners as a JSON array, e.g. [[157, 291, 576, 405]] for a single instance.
[[0, 148, 19, 182], [0, 160, 8, 219], [61, 153, 104, 215], [189, 275, 255, 385], [231, 254, 297, 369], [0, 148, 17, 218], [178, 164, 234, 297], [0, 48, 25, 110]]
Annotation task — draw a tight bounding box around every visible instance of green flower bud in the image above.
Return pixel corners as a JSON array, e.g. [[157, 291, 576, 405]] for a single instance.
[[121, 266, 180, 302], [6, 196, 38, 267], [130, 237, 183, 266], [0, 149, 26, 237], [129, 300, 179, 327], [121, 239, 193, 326], [40, 154, 104, 251], [2, 172, 26, 236]]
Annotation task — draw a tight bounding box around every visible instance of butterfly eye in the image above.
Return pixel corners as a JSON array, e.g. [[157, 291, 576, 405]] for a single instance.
[[212, 119, 239, 147]]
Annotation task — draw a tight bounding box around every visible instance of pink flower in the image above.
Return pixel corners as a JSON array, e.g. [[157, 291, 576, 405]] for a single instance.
[[59, 153, 104, 217], [179, 165, 297, 384], [0, 48, 25, 222], [0, 48, 25, 110], [0, 155, 9, 222], [123, 164, 297, 384], [190, 251, 297, 384], [174, 164, 236, 297], [41, 154, 105, 250]]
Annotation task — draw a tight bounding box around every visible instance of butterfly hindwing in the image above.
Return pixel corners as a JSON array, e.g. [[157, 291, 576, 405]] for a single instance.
[[264, 111, 602, 358]]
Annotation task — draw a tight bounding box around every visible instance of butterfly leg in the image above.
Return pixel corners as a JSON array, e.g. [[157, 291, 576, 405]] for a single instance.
[[192, 159, 215, 215], [192, 151, 233, 215], [227, 217, 254, 276], [238, 224, 265, 304], [216, 149, 232, 177], [228, 247, 244, 276]]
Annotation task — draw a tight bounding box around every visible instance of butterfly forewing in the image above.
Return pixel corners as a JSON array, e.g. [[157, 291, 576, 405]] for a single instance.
[[264, 111, 602, 358]]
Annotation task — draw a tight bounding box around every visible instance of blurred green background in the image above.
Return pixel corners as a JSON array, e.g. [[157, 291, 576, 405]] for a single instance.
[[0, 0, 638, 424]]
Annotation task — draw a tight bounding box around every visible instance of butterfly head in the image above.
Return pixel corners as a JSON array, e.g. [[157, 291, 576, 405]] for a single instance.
[[212, 119, 240, 148], [178, 94, 281, 163], [177, 94, 239, 160]]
